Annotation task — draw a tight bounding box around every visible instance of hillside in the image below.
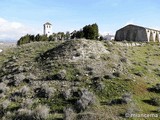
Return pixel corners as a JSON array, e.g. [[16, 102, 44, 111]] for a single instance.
[[0, 40, 160, 120], [0, 42, 16, 53]]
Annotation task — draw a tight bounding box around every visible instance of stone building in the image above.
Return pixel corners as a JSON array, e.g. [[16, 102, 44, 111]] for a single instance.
[[43, 22, 52, 36], [103, 34, 115, 40], [115, 24, 160, 42]]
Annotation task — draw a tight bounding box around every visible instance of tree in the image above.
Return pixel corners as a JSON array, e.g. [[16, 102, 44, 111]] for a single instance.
[[99, 36, 104, 41], [92, 23, 99, 39], [76, 30, 84, 38], [17, 34, 49, 45], [83, 25, 90, 39], [65, 31, 70, 40], [83, 23, 99, 40], [48, 35, 55, 41], [71, 30, 77, 39], [17, 34, 30, 45], [29, 35, 35, 42], [57, 32, 65, 40], [35, 34, 40, 41]]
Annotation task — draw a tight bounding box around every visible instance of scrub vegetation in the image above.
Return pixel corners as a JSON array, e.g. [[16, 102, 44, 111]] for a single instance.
[[1, 39, 160, 120]]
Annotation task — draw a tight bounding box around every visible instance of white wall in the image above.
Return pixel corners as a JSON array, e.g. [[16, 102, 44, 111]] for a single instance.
[[146, 29, 150, 42], [44, 24, 52, 36]]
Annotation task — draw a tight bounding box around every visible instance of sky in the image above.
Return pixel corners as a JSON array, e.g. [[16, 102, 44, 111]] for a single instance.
[[0, 0, 160, 41]]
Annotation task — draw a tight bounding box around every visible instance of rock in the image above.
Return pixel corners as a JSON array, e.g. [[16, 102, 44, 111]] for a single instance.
[[39, 39, 110, 62]]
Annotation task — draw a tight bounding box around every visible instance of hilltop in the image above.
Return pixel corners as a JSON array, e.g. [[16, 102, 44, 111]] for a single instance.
[[0, 39, 160, 120]]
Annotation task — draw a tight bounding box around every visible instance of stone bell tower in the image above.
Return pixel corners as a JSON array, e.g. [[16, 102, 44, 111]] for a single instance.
[[43, 22, 52, 36]]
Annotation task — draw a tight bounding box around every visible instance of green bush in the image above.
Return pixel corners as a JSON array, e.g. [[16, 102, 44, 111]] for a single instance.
[[17, 34, 48, 45]]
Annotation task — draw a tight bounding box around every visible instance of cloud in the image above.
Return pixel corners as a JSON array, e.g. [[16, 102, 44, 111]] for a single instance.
[[0, 18, 40, 41], [0, 18, 7, 24], [11, 22, 23, 29]]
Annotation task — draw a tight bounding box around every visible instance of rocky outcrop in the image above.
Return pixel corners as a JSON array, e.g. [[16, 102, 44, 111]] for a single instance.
[[38, 39, 110, 62], [37, 39, 115, 77]]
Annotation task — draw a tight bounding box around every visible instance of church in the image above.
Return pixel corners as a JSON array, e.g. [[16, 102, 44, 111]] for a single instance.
[[115, 24, 160, 42], [43, 22, 52, 36]]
